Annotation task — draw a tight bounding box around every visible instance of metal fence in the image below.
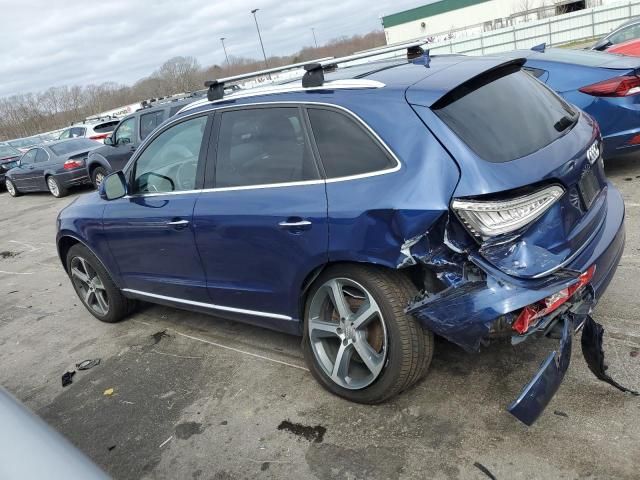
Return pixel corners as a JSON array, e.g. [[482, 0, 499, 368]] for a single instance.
[[425, 0, 640, 55]]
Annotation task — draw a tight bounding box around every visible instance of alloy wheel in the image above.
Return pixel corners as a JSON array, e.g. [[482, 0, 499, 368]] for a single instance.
[[94, 172, 105, 188], [6, 180, 15, 196], [47, 177, 59, 197], [70, 256, 110, 316], [308, 278, 388, 390]]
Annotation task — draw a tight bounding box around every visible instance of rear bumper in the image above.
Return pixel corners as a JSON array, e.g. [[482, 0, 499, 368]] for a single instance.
[[55, 170, 90, 188]]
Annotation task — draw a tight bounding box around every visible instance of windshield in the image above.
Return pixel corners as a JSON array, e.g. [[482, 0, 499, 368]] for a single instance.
[[433, 69, 578, 163], [0, 145, 21, 158], [50, 138, 99, 156]]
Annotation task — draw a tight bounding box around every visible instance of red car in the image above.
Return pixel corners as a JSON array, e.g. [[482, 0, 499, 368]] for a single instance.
[[607, 38, 640, 56]]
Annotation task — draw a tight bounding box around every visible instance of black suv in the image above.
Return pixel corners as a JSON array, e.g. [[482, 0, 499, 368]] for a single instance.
[[86, 93, 205, 187]]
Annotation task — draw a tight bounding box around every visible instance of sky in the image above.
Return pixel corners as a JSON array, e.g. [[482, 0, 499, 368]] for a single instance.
[[0, 0, 430, 98]]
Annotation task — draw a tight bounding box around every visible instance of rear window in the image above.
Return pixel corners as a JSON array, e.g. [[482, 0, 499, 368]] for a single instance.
[[93, 121, 119, 133], [433, 69, 577, 163], [50, 139, 98, 155]]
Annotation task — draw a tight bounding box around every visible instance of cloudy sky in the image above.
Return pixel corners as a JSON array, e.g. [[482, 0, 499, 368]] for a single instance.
[[0, 0, 429, 98]]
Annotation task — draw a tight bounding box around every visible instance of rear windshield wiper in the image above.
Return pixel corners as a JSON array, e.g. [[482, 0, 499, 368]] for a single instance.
[[554, 114, 578, 133]]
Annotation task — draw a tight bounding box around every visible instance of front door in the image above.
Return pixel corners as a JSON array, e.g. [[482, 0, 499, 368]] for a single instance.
[[103, 114, 212, 302], [107, 116, 138, 171], [11, 149, 38, 190], [193, 106, 328, 330]]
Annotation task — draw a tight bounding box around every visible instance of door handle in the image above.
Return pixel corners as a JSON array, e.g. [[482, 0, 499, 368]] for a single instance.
[[278, 219, 312, 228], [167, 219, 190, 228]]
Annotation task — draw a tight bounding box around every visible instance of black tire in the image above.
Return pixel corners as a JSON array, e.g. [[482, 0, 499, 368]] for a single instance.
[[66, 244, 134, 323], [91, 166, 108, 189], [302, 264, 434, 404], [5, 179, 20, 197], [46, 175, 68, 198]]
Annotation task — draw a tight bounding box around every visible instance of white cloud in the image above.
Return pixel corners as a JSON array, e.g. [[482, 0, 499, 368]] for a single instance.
[[0, 0, 425, 97]]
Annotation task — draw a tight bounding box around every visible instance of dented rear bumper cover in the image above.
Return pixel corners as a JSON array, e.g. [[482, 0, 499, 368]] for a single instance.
[[406, 184, 627, 424]]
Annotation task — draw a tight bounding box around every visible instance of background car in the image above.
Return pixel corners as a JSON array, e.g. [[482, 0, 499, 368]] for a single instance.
[[86, 93, 204, 187], [606, 38, 640, 56], [57, 117, 120, 143], [499, 47, 640, 160], [5, 138, 101, 198], [6, 135, 47, 153], [592, 17, 640, 51], [0, 144, 22, 190]]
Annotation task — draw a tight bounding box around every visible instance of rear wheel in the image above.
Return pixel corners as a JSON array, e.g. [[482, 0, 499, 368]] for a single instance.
[[66, 244, 133, 323], [302, 264, 433, 404], [47, 176, 68, 198], [5, 179, 20, 197], [91, 167, 107, 189]]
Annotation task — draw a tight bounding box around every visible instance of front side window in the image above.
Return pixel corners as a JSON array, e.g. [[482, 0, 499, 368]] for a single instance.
[[610, 24, 640, 44], [307, 108, 395, 179], [114, 117, 135, 145], [20, 149, 37, 165], [140, 110, 166, 141], [35, 148, 49, 163], [215, 107, 318, 188], [70, 127, 86, 138], [132, 115, 207, 194]]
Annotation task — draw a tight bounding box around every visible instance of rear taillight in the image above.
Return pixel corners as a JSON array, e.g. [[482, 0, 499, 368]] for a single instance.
[[579, 75, 640, 97], [512, 265, 596, 334], [64, 159, 85, 170], [89, 133, 109, 141]]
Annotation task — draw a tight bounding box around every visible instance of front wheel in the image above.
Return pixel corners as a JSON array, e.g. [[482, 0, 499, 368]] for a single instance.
[[5, 179, 20, 197], [302, 264, 433, 404], [47, 176, 68, 198], [66, 244, 134, 323]]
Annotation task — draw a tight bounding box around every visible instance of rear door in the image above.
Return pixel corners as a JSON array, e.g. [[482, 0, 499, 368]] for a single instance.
[[31, 148, 51, 190], [102, 114, 212, 301], [193, 105, 328, 327]]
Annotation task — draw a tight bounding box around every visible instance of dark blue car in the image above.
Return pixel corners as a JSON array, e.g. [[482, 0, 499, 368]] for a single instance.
[[56, 52, 626, 425], [499, 47, 640, 160]]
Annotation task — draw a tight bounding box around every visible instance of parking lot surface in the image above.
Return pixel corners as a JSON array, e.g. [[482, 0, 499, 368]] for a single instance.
[[0, 159, 639, 480]]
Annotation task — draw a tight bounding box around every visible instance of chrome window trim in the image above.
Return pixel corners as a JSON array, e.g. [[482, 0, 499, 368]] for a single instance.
[[122, 288, 293, 320], [178, 79, 387, 115], [124, 101, 401, 198]]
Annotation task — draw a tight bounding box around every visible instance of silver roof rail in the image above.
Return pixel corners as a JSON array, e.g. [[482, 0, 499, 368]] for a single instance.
[[204, 40, 428, 101]]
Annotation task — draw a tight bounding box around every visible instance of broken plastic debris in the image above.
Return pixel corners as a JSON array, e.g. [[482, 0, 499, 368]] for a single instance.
[[103, 388, 114, 396], [61, 371, 75, 387], [76, 359, 101, 370]]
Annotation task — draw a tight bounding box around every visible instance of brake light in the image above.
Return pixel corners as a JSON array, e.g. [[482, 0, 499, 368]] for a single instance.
[[512, 265, 596, 334], [64, 159, 85, 170], [579, 75, 640, 97], [89, 133, 109, 140]]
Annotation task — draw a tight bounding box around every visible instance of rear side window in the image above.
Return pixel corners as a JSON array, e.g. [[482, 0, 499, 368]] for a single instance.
[[433, 69, 577, 163], [70, 127, 86, 138], [307, 108, 394, 178], [215, 108, 319, 188], [35, 149, 48, 163], [140, 110, 166, 140]]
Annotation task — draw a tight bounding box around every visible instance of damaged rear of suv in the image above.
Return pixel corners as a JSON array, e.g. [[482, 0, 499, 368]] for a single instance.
[[57, 48, 633, 426]]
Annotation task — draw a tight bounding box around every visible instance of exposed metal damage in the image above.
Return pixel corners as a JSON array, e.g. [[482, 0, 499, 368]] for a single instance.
[[397, 214, 635, 425]]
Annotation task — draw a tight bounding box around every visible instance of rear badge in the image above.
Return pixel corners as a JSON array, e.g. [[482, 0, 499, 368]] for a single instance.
[[587, 141, 600, 164]]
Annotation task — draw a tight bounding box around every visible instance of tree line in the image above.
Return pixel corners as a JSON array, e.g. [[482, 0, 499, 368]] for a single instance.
[[0, 31, 385, 141]]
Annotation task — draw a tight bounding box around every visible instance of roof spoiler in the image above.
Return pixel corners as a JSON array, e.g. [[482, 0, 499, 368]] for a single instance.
[[204, 40, 430, 101]]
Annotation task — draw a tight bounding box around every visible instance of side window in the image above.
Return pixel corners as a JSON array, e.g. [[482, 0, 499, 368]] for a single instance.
[[139, 110, 166, 141], [58, 129, 71, 140], [70, 127, 86, 138], [611, 24, 640, 44], [307, 108, 395, 178], [215, 107, 318, 188], [21, 150, 37, 165], [132, 116, 207, 194], [114, 117, 135, 145], [35, 149, 49, 163]]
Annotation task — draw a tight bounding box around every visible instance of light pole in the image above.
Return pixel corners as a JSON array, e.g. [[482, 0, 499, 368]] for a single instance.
[[251, 8, 269, 70], [220, 37, 230, 66], [311, 27, 318, 48]]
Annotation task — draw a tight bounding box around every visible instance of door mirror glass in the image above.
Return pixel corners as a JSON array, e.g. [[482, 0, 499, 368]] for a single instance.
[[100, 171, 127, 200]]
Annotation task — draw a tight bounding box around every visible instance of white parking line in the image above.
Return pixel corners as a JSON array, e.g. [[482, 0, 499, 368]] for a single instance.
[[0, 270, 33, 275]]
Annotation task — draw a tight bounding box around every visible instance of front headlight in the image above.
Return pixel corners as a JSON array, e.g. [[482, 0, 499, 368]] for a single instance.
[[452, 185, 564, 238]]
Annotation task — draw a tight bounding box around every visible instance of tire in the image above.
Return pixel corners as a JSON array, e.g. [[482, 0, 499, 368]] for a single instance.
[[91, 166, 108, 189], [5, 179, 20, 197], [47, 175, 68, 198], [66, 244, 134, 323], [302, 264, 434, 404]]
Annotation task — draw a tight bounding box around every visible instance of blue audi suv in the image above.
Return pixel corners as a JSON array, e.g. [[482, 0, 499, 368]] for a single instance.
[[56, 50, 627, 425]]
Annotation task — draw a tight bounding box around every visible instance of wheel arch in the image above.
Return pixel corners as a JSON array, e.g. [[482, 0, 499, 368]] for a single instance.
[[56, 234, 121, 287]]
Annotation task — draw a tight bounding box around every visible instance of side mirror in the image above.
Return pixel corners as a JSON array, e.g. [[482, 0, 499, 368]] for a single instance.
[[104, 136, 114, 146], [100, 171, 127, 200], [592, 39, 611, 51]]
